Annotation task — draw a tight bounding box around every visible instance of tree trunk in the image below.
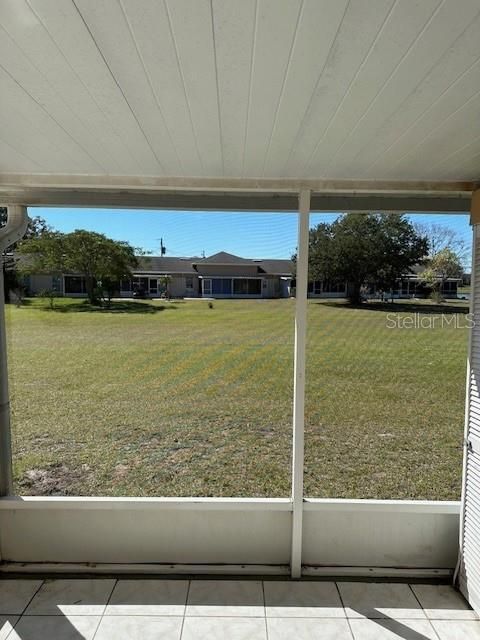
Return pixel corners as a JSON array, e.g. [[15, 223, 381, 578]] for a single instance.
[[85, 275, 97, 305], [347, 282, 362, 305], [2, 262, 6, 304]]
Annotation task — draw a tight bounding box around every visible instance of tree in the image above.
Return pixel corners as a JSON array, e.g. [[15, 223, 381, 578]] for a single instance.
[[421, 248, 463, 302], [158, 275, 171, 300], [1, 207, 50, 302], [415, 221, 469, 267], [19, 229, 139, 305], [0, 208, 50, 243], [304, 213, 428, 304]]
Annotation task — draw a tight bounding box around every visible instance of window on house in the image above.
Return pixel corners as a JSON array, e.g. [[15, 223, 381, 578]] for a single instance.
[[185, 276, 193, 289], [51, 276, 62, 292], [120, 279, 132, 292], [322, 280, 345, 294], [212, 278, 232, 295], [133, 277, 148, 292], [233, 278, 261, 295], [203, 279, 211, 295], [64, 276, 87, 294]]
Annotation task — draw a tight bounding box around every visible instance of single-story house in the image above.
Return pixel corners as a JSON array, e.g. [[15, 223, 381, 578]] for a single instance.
[[22, 251, 462, 300], [25, 252, 294, 299], [120, 252, 294, 299], [307, 265, 462, 300]]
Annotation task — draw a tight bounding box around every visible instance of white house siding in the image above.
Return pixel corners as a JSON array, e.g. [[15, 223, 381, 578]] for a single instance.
[[263, 275, 282, 298], [27, 274, 62, 296], [169, 275, 196, 298]]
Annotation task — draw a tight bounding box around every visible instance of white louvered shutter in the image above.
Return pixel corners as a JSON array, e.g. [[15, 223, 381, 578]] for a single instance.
[[459, 225, 480, 614]]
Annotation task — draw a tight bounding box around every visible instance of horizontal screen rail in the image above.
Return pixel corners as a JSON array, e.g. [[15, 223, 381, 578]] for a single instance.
[[0, 496, 460, 514]]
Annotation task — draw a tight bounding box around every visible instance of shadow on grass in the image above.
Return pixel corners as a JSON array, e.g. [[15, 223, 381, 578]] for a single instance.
[[40, 300, 177, 314], [315, 300, 470, 315]]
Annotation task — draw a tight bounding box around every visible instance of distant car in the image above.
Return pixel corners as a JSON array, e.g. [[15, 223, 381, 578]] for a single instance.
[[133, 288, 147, 299]]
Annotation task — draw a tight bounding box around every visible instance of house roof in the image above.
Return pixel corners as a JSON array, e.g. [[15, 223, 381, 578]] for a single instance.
[[255, 259, 294, 276], [194, 252, 251, 265], [134, 256, 199, 275], [405, 263, 462, 281], [133, 254, 294, 276]]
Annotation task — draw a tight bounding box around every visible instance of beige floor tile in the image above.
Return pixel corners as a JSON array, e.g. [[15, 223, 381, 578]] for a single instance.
[[186, 580, 264, 617], [350, 618, 438, 639], [410, 584, 478, 620], [0, 617, 18, 640], [105, 579, 188, 616], [267, 617, 352, 639], [264, 581, 345, 618], [8, 615, 100, 640], [182, 616, 267, 639], [24, 579, 115, 616], [432, 620, 480, 640], [0, 580, 42, 615], [338, 582, 426, 619], [95, 615, 183, 640]]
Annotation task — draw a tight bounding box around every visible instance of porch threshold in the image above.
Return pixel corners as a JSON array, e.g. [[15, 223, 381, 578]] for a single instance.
[[0, 562, 453, 580]]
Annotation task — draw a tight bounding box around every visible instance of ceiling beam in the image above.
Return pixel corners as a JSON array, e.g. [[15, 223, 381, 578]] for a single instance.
[[0, 189, 470, 213], [0, 174, 475, 212], [0, 174, 476, 194]]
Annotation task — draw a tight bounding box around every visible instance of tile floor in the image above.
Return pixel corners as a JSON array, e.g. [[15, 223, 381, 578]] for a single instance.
[[0, 577, 477, 639]]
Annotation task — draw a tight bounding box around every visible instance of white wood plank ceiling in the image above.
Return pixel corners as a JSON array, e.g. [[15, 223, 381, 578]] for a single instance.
[[0, 0, 479, 186]]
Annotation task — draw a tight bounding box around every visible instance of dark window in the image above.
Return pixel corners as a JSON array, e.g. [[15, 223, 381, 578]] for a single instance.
[[133, 277, 148, 292], [51, 276, 62, 292], [233, 279, 261, 295], [212, 279, 232, 295], [185, 276, 193, 289], [64, 276, 87, 294], [442, 281, 457, 293], [322, 281, 345, 294], [233, 279, 247, 295], [120, 279, 131, 292]]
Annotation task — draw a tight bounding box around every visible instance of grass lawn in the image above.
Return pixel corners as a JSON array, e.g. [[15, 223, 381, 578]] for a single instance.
[[6, 296, 468, 500]]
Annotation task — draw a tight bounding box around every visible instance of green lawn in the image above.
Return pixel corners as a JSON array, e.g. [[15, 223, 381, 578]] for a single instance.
[[5, 297, 468, 499]]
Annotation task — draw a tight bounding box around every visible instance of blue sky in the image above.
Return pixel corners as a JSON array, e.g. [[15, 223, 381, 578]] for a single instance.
[[29, 207, 472, 266]]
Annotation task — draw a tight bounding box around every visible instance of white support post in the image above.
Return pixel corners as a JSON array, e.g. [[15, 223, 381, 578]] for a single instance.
[[290, 189, 310, 579], [455, 191, 480, 586], [454, 224, 476, 586], [0, 205, 29, 496]]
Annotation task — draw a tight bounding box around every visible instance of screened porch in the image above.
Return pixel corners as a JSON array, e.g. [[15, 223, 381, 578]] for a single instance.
[[0, 1, 480, 638]]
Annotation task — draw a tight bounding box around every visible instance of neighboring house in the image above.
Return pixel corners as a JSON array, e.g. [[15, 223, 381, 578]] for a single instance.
[[120, 252, 294, 299], [22, 252, 462, 300], [389, 264, 461, 299], [25, 252, 295, 299], [302, 265, 461, 300]]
